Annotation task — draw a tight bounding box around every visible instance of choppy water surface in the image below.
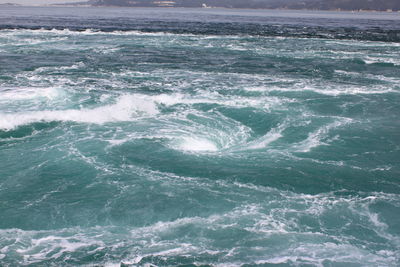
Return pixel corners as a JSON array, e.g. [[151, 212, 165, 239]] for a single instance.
[[0, 7, 400, 267]]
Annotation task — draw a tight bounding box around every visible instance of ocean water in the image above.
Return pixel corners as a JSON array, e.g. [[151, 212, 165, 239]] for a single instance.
[[0, 7, 400, 267]]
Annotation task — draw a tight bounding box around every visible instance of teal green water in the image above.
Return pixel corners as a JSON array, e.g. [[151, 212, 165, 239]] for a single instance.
[[0, 7, 400, 267]]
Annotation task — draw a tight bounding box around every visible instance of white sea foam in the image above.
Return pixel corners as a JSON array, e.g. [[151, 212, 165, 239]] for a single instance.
[[293, 118, 352, 152], [175, 137, 219, 152], [0, 188, 398, 266], [0, 94, 159, 130], [0, 28, 196, 38], [96, 98, 254, 153], [246, 123, 286, 150], [0, 87, 62, 101], [299, 84, 392, 96], [161, 112, 251, 153], [335, 69, 400, 84], [33, 62, 86, 73], [244, 76, 398, 96], [364, 57, 400, 66], [148, 92, 290, 110], [326, 40, 400, 48], [252, 242, 386, 266]]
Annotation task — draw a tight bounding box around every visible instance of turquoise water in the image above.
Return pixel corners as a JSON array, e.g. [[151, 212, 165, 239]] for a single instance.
[[0, 7, 400, 266]]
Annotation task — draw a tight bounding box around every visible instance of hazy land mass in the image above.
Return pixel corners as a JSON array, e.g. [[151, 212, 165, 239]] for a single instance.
[[72, 0, 400, 11]]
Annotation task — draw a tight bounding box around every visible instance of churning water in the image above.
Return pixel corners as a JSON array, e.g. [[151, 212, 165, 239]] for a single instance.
[[0, 7, 400, 266]]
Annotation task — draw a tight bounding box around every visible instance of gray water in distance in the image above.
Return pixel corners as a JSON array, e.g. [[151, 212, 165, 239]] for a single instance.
[[0, 6, 400, 267]]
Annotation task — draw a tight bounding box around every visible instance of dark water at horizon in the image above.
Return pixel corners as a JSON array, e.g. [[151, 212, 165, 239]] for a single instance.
[[0, 7, 399, 267], [1, 6, 400, 41]]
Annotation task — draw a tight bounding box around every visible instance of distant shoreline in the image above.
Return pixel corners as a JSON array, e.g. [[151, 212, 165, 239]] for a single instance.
[[1, 4, 399, 13]]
